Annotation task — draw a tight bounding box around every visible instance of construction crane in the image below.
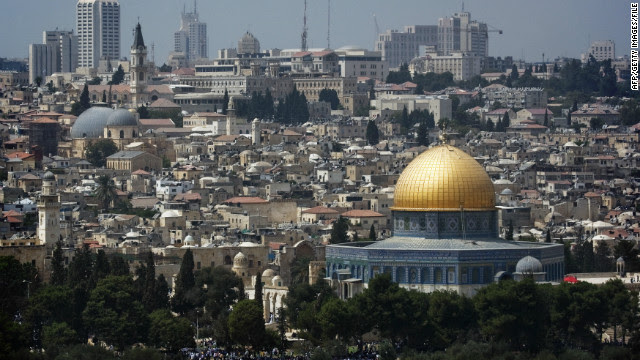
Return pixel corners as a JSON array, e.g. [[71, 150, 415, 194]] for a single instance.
[[327, 0, 331, 49], [373, 13, 380, 43]]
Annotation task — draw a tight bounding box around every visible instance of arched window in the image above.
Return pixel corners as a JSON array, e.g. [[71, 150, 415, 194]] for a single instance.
[[139, 57, 143, 65], [139, 72, 144, 81], [107, 130, 112, 138], [119, 130, 124, 138], [224, 255, 232, 265]]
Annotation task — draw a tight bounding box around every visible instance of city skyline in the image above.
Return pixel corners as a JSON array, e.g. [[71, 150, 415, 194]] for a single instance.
[[0, 0, 630, 64]]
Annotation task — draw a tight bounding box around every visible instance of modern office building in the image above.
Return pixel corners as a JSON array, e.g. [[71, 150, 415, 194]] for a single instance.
[[375, 25, 438, 69], [438, 11, 488, 57], [29, 44, 57, 85], [173, 1, 208, 66], [76, 0, 120, 69], [581, 40, 615, 63], [29, 30, 78, 84], [43, 30, 78, 73]]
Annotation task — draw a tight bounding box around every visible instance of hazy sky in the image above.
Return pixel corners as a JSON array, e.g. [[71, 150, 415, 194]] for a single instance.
[[0, 0, 629, 63]]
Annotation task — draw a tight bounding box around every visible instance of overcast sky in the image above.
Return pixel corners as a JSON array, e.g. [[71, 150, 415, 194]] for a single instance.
[[0, 0, 629, 64]]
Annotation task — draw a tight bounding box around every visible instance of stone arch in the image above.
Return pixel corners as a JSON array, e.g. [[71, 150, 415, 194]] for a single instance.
[[396, 267, 406, 283], [224, 255, 232, 265]]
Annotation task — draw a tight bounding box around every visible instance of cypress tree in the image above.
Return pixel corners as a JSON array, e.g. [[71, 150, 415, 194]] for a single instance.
[[366, 120, 380, 145], [222, 88, 229, 115], [142, 251, 157, 311], [543, 109, 549, 127], [255, 271, 263, 312], [545, 229, 552, 243], [172, 249, 195, 314], [369, 224, 377, 241], [51, 239, 66, 286]]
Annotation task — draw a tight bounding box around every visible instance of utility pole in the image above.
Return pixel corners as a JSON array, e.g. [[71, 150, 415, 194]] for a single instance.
[[327, 0, 331, 49]]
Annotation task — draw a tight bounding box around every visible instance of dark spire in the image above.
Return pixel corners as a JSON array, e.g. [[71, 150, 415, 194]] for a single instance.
[[133, 23, 145, 49]]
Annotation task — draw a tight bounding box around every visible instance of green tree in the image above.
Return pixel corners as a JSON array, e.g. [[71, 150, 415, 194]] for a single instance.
[[196, 266, 244, 320], [137, 105, 150, 119], [255, 271, 263, 312], [505, 221, 514, 240], [385, 63, 412, 84], [85, 139, 117, 168], [101, 90, 106, 102], [222, 88, 229, 115], [71, 83, 92, 116], [474, 278, 550, 352], [543, 109, 549, 127], [82, 275, 148, 350], [318, 297, 355, 342], [141, 251, 158, 312], [110, 255, 129, 276], [172, 249, 196, 315], [159, 63, 172, 72], [318, 88, 340, 110], [34, 76, 43, 87], [589, 117, 605, 130], [94, 175, 118, 210], [594, 241, 613, 272], [228, 299, 265, 347], [366, 120, 380, 145], [369, 224, 377, 241], [510, 64, 519, 80], [51, 240, 66, 286], [614, 240, 640, 273], [42, 322, 78, 356], [148, 309, 195, 353], [88, 76, 102, 85], [330, 216, 349, 244], [619, 100, 640, 126], [154, 274, 170, 310], [110, 64, 125, 85], [417, 120, 430, 146]]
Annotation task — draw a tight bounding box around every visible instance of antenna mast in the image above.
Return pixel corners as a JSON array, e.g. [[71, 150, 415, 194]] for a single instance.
[[301, 0, 308, 51], [327, 0, 331, 49]]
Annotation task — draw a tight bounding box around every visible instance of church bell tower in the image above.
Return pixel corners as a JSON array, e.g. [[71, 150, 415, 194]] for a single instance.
[[130, 23, 148, 107]]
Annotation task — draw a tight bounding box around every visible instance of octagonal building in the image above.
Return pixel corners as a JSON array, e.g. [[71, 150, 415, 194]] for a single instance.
[[326, 145, 564, 297]]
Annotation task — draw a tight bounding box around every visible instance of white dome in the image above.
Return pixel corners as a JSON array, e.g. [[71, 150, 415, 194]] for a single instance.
[[233, 251, 248, 267], [271, 275, 283, 286], [184, 235, 195, 245], [262, 269, 276, 277], [160, 210, 180, 218]]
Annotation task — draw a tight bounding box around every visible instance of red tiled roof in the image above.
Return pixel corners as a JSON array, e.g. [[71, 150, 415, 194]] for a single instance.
[[131, 169, 151, 175], [6, 152, 34, 160], [174, 192, 202, 201]]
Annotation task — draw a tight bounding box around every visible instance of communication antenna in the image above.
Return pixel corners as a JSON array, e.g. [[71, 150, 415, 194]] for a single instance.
[[151, 42, 155, 63], [327, 0, 331, 49], [301, 0, 308, 51]]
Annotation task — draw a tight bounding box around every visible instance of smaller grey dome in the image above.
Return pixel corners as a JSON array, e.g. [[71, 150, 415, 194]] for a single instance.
[[43, 171, 55, 180], [106, 109, 137, 127], [516, 256, 543, 273], [71, 107, 114, 138]]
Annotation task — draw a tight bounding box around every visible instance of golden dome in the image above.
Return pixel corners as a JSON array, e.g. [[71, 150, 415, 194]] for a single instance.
[[391, 145, 495, 211]]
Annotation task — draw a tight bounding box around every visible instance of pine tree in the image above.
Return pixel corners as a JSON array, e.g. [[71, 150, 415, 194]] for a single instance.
[[543, 109, 549, 127], [51, 239, 66, 286], [369, 224, 377, 241], [366, 120, 380, 145], [172, 249, 196, 315], [353, 231, 359, 242], [400, 106, 410, 132], [545, 229, 552, 243], [102, 90, 106, 102], [566, 110, 572, 127], [222, 88, 229, 115], [510, 64, 519, 80]]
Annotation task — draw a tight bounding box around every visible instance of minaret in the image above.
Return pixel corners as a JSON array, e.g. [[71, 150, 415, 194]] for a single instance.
[[130, 23, 147, 107], [38, 171, 60, 248], [251, 118, 261, 146]]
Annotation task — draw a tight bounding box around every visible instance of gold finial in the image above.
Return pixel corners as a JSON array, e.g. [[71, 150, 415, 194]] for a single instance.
[[439, 131, 449, 144]]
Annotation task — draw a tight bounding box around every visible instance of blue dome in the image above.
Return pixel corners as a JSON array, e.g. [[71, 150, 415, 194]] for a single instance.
[[106, 109, 138, 127], [70, 107, 114, 138]]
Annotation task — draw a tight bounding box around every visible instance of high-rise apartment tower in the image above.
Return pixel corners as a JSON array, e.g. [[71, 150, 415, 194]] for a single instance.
[[76, 0, 120, 69]]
